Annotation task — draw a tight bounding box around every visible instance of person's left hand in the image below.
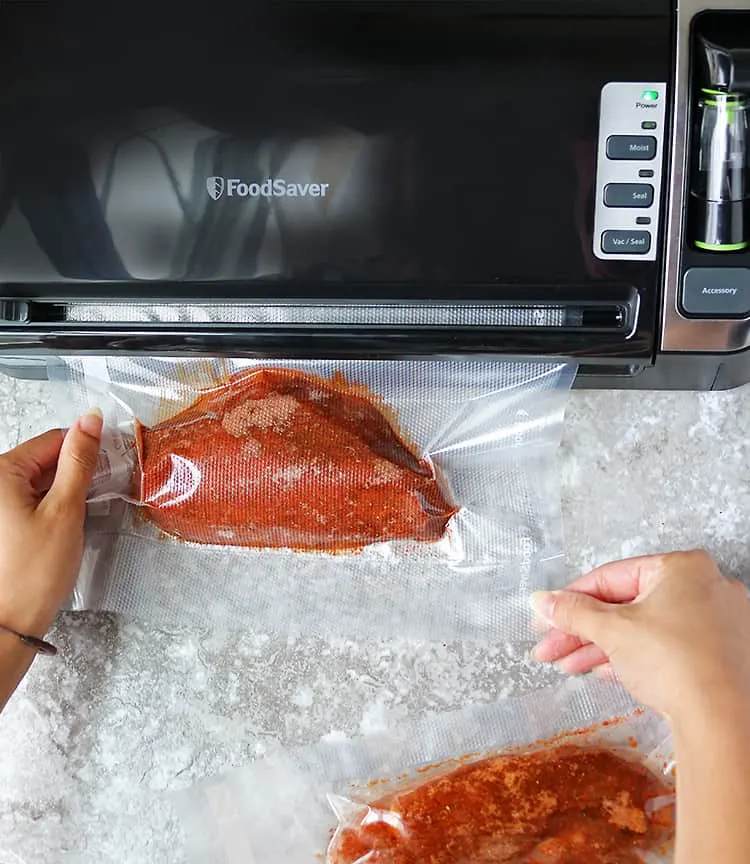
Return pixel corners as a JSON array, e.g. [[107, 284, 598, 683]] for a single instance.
[[0, 411, 103, 637]]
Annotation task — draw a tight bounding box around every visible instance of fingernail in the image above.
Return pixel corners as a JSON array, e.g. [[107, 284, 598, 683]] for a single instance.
[[78, 407, 104, 439], [530, 590, 558, 625]]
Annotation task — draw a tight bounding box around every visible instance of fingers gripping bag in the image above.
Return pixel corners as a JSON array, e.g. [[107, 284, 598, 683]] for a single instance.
[[51, 357, 575, 640], [176, 678, 676, 864]]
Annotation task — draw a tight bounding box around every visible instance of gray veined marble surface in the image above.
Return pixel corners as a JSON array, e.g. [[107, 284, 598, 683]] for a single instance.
[[1, 372, 749, 863]]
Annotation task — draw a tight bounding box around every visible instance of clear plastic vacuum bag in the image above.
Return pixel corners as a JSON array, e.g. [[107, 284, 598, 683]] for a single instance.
[[176, 678, 675, 864], [52, 358, 575, 639]]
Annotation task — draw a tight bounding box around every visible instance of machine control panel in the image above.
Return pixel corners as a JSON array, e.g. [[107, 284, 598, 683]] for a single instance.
[[594, 82, 667, 262]]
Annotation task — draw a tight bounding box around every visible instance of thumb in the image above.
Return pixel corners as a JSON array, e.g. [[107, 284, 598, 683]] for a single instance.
[[532, 589, 619, 647], [45, 409, 104, 511]]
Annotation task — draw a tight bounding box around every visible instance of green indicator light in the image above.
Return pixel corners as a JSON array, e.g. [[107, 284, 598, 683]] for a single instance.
[[641, 89, 659, 102]]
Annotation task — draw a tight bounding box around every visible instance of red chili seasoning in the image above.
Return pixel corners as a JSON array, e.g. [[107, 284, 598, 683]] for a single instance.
[[135, 368, 457, 551], [329, 746, 674, 864]]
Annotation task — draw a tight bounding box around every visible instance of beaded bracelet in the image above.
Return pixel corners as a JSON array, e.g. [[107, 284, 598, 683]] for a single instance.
[[0, 623, 57, 656]]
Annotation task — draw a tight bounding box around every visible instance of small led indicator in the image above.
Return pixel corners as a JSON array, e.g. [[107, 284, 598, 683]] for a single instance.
[[641, 90, 659, 102]]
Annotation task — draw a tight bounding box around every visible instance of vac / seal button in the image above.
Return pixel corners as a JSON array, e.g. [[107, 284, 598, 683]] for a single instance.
[[603, 183, 654, 208], [601, 230, 651, 255], [681, 268, 750, 317], [606, 135, 657, 160]]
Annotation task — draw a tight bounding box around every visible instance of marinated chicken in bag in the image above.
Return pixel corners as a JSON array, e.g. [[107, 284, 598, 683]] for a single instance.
[[135, 368, 458, 552], [328, 745, 674, 864]]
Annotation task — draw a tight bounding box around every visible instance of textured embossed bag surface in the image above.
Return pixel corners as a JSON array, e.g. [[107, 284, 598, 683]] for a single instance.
[[53, 358, 575, 640]]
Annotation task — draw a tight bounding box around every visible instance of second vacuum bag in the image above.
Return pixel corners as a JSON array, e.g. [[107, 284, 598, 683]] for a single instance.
[[52, 358, 575, 640], [176, 679, 675, 864]]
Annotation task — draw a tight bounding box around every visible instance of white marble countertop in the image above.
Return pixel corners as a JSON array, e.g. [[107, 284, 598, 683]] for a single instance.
[[1, 376, 749, 863]]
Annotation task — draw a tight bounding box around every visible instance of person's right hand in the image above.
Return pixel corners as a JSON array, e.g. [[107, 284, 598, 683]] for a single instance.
[[531, 550, 750, 723]]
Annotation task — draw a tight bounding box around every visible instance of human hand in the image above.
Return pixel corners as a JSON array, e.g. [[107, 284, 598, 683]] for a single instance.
[[531, 550, 750, 724], [0, 411, 103, 638]]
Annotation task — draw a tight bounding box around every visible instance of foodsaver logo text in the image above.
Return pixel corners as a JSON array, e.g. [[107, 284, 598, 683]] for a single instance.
[[206, 176, 330, 201]]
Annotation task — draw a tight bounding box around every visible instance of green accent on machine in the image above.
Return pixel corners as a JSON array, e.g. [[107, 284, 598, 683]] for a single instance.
[[695, 240, 749, 252], [690, 41, 750, 254], [700, 87, 743, 97], [700, 88, 743, 122]]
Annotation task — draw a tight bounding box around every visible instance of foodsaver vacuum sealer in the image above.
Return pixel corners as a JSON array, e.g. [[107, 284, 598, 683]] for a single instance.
[[1, 0, 750, 390]]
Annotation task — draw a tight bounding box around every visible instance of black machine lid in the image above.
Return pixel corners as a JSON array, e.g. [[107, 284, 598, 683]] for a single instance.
[[0, 1, 671, 361], [0, 1, 670, 288]]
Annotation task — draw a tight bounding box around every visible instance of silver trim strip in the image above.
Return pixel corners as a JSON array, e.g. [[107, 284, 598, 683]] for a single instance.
[[662, 0, 750, 352]]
